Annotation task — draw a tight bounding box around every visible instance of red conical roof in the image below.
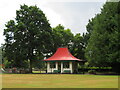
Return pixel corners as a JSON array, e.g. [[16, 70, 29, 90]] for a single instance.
[[44, 48, 81, 61]]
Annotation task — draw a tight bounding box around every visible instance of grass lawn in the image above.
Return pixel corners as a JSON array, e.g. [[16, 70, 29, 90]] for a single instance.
[[2, 74, 118, 88]]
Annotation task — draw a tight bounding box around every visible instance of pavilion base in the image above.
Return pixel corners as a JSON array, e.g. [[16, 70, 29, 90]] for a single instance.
[[46, 61, 78, 74]]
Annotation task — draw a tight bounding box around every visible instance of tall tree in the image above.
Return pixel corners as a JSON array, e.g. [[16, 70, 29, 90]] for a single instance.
[[83, 17, 95, 47], [3, 4, 52, 73], [71, 33, 85, 60], [51, 24, 85, 60], [85, 2, 120, 72], [51, 24, 74, 53]]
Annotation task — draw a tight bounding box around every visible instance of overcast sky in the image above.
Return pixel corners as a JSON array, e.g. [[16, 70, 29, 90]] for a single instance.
[[0, 0, 106, 46]]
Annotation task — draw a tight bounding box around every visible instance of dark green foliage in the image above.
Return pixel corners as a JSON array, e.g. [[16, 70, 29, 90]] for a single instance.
[[88, 70, 96, 74], [83, 18, 95, 47], [32, 54, 45, 69], [3, 4, 52, 72], [85, 2, 120, 72], [71, 33, 85, 60], [53, 70, 61, 73], [63, 70, 71, 73], [51, 24, 85, 60], [52, 24, 74, 52]]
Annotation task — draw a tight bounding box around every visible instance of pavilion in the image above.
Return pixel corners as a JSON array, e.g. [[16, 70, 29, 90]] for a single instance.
[[43, 47, 82, 73]]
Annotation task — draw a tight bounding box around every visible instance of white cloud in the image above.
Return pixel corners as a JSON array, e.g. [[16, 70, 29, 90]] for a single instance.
[[41, 7, 65, 27], [45, 2, 105, 34]]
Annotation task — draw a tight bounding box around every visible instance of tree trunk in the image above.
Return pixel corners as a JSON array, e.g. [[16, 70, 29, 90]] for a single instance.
[[29, 59, 32, 73]]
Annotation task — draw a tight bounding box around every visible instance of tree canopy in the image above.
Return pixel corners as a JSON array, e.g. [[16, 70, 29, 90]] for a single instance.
[[85, 2, 120, 72], [3, 4, 53, 73], [52, 24, 74, 51], [70, 33, 85, 60], [51, 24, 85, 60]]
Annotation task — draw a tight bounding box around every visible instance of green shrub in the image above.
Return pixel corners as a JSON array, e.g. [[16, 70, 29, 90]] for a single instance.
[[63, 70, 71, 73], [88, 70, 96, 74], [53, 70, 61, 73]]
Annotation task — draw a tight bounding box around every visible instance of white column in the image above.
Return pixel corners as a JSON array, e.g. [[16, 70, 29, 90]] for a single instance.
[[56, 62, 58, 70], [70, 62, 73, 73], [47, 62, 50, 73], [61, 62, 63, 73]]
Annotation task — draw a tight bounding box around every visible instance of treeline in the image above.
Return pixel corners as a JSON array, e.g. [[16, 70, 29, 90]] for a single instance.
[[1, 1, 120, 73], [84, 2, 120, 73]]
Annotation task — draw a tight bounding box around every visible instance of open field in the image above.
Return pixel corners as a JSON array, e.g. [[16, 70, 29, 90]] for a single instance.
[[2, 74, 118, 88]]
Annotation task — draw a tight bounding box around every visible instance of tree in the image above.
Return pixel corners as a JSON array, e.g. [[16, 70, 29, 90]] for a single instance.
[[85, 2, 120, 72], [71, 33, 85, 60], [32, 54, 46, 70], [51, 24, 85, 60], [51, 24, 74, 53], [83, 17, 96, 47], [3, 4, 52, 73]]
